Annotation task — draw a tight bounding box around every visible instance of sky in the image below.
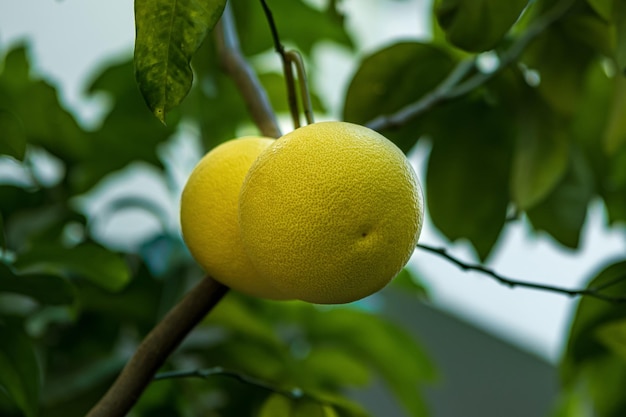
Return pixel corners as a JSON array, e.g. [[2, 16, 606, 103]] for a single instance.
[[1, 0, 625, 363]]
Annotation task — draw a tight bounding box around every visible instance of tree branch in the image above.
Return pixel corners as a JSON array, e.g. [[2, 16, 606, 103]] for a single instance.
[[215, 2, 282, 138], [366, 0, 576, 132], [417, 243, 626, 303], [155, 367, 306, 400], [86, 5, 284, 416], [85, 276, 229, 417]]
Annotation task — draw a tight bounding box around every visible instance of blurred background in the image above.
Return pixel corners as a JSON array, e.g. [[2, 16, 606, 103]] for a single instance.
[[1, 1, 625, 416]]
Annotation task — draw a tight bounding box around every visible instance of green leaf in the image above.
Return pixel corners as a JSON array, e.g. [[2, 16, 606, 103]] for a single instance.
[[0, 262, 75, 305], [343, 41, 456, 153], [306, 308, 436, 417], [134, 0, 226, 122], [231, 0, 353, 57], [560, 260, 626, 416], [0, 110, 26, 160], [0, 45, 89, 162], [259, 394, 341, 417], [604, 73, 626, 155], [434, 0, 529, 52], [511, 96, 569, 210], [0, 320, 41, 417], [526, 147, 594, 249], [562, 260, 626, 381], [522, 12, 598, 116], [389, 268, 429, 299], [426, 99, 514, 260], [14, 243, 131, 292], [596, 319, 626, 362], [299, 347, 371, 387]]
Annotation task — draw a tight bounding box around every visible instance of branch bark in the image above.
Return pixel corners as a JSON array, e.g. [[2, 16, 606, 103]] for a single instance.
[[417, 243, 626, 303], [366, 0, 576, 132], [86, 4, 282, 417], [215, 2, 281, 138], [85, 276, 228, 417]]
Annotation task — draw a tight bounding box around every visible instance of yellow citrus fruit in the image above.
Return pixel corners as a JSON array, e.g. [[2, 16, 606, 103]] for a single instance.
[[239, 121, 424, 304], [180, 136, 288, 299]]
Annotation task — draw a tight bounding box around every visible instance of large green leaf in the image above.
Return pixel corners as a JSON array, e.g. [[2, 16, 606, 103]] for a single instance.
[[522, 6, 601, 116], [134, 0, 227, 122], [0, 262, 75, 305], [304, 308, 436, 417], [511, 95, 569, 210], [526, 147, 594, 248], [426, 99, 514, 261], [560, 260, 626, 417], [76, 59, 176, 193], [0, 320, 41, 417], [0, 110, 26, 160], [434, 0, 529, 52], [0, 46, 89, 163], [259, 394, 341, 417], [14, 243, 131, 292], [343, 41, 456, 153]]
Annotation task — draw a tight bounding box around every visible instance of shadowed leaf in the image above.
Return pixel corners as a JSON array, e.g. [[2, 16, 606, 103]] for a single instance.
[[134, 0, 226, 121], [0, 320, 41, 417]]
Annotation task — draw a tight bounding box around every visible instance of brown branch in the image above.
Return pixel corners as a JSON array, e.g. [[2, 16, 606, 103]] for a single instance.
[[417, 243, 626, 304], [366, 0, 576, 132], [215, 2, 282, 138], [86, 5, 283, 417], [85, 276, 229, 417]]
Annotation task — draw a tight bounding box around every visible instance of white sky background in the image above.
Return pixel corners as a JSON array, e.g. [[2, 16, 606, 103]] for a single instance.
[[1, 0, 625, 363]]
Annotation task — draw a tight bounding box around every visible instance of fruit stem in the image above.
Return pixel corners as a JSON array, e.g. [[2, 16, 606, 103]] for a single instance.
[[260, 0, 316, 129], [215, 2, 282, 138], [287, 50, 315, 125]]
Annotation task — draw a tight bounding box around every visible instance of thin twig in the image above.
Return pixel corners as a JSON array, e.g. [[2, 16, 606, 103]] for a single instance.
[[215, 2, 281, 138], [155, 367, 306, 400], [366, 0, 576, 132], [85, 276, 229, 417], [260, 0, 301, 128], [417, 243, 626, 304]]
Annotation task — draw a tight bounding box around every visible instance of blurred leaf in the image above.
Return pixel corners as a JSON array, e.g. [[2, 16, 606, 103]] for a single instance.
[[522, 10, 598, 116], [231, 0, 353, 57], [343, 41, 456, 153], [0, 45, 89, 162], [0, 110, 26, 160], [604, 73, 626, 155], [561, 260, 626, 416], [299, 347, 371, 388], [183, 39, 253, 149], [0, 213, 5, 249], [511, 95, 569, 210], [587, 0, 614, 21], [14, 243, 131, 292], [0, 262, 75, 305], [259, 71, 325, 115], [426, 98, 513, 260], [259, 394, 341, 417], [389, 268, 429, 299], [134, 0, 226, 121], [434, 0, 529, 52], [526, 147, 594, 248], [0, 320, 40, 417], [596, 319, 626, 362], [306, 308, 436, 417], [562, 260, 626, 380], [77, 59, 176, 193], [259, 394, 292, 417]]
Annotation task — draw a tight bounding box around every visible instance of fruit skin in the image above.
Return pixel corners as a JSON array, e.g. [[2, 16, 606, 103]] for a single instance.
[[239, 121, 424, 304], [180, 136, 288, 300]]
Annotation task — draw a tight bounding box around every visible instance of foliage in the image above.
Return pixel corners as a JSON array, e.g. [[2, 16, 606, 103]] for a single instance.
[[0, 0, 625, 416]]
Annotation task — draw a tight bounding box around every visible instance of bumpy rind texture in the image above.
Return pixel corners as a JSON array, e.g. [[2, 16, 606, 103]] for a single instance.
[[180, 136, 289, 299], [239, 121, 424, 304]]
